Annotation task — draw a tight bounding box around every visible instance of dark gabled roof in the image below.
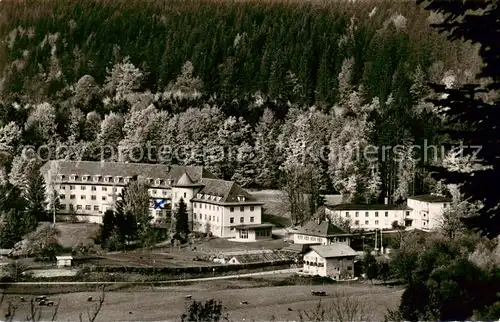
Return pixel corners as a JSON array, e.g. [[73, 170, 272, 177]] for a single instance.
[[40, 161, 218, 183], [40, 160, 173, 179], [167, 165, 218, 183], [192, 178, 261, 204], [326, 204, 412, 211], [408, 194, 451, 203], [296, 220, 350, 237], [172, 172, 204, 187], [308, 244, 358, 258]]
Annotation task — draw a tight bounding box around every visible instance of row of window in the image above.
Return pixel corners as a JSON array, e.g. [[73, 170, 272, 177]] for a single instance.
[[296, 235, 322, 242], [194, 203, 220, 211], [193, 214, 255, 224], [61, 194, 107, 201], [59, 205, 166, 217], [59, 175, 170, 186], [230, 216, 254, 224], [230, 206, 254, 212], [304, 261, 325, 267], [343, 211, 411, 218], [353, 220, 393, 225], [193, 203, 255, 213], [194, 213, 220, 223], [61, 195, 161, 207], [60, 204, 100, 211], [345, 211, 391, 218], [61, 185, 168, 196], [296, 235, 348, 243]]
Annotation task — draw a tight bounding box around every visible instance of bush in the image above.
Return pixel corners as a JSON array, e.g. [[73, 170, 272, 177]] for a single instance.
[[181, 299, 228, 322]]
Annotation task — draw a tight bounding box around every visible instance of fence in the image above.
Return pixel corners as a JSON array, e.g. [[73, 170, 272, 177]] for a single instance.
[[88, 259, 294, 275]]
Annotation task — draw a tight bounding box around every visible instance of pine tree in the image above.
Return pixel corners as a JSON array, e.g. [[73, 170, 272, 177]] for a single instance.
[[174, 198, 189, 243], [24, 169, 47, 230], [417, 0, 500, 237], [0, 209, 24, 248], [100, 209, 116, 247]]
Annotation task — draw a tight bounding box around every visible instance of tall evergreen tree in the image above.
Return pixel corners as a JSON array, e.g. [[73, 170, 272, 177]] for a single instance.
[[0, 208, 25, 248], [24, 169, 48, 228], [174, 198, 189, 243], [100, 209, 116, 247], [417, 0, 500, 238]]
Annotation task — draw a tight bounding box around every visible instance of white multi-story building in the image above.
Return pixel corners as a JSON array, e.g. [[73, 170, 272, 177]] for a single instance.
[[171, 172, 272, 241], [40, 161, 217, 224], [40, 160, 272, 242], [325, 194, 452, 232], [325, 204, 412, 231], [302, 244, 357, 280], [406, 194, 451, 230]]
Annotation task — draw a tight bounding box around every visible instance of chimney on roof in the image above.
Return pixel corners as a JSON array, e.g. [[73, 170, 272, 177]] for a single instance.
[[384, 197, 388, 205], [316, 217, 321, 225]]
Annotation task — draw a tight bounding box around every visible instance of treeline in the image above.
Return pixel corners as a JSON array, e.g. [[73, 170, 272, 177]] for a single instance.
[[0, 0, 478, 106], [0, 0, 481, 207]]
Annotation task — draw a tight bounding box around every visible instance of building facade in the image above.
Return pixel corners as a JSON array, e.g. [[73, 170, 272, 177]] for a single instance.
[[40, 161, 216, 224], [40, 160, 272, 241], [325, 204, 412, 231], [325, 194, 452, 232], [302, 244, 357, 280], [406, 194, 451, 230], [292, 220, 352, 245], [172, 174, 271, 241]]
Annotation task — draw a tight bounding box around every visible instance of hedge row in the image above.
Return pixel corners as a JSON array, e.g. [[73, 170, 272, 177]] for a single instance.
[[89, 260, 294, 275]]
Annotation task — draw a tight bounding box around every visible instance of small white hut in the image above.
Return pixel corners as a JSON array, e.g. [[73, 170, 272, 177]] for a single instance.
[[56, 255, 73, 267]]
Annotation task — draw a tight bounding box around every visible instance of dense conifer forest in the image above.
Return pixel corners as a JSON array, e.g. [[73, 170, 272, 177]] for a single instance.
[[0, 0, 483, 205]]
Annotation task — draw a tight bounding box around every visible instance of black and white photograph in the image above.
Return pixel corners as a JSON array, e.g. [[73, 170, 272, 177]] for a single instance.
[[0, 0, 499, 321]]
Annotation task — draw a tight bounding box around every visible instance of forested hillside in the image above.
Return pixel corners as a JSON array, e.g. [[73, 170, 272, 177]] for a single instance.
[[0, 0, 482, 207]]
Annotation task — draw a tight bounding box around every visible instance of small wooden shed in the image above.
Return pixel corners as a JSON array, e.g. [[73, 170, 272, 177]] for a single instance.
[[56, 255, 73, 267]]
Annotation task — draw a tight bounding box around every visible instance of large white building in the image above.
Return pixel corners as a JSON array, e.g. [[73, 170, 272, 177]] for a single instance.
[[172, 172, 272, 241], [325, 194, 452, 232], [40, 160, 272, 241], [406, 194, 451, 230], [325, 204, 412, 231]]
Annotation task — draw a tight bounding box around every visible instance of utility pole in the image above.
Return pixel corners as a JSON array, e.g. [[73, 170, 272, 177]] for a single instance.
[[49, 161, 60, 226], [380, 229, 383, 254]]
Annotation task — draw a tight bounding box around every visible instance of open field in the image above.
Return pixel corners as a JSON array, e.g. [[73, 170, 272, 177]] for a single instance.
[[1, 281, 402, 321], [54, 223, 100, 249]]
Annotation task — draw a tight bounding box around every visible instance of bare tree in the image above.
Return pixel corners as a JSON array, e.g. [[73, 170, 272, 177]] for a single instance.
[[297, 290, 372, 322], [80, 285, 106, 322], [297, 299, 326, 322], [0, 287, 104, 322], [21, 296, 60, 322]]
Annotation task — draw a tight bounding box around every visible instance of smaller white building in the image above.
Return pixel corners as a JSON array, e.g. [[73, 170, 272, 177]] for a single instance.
[[292, 219, 352, 245], [56, 255, 73, 267], [406, 194, 452, 231], [303, 244, 358, 280], [325, 204, 412, 231]]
